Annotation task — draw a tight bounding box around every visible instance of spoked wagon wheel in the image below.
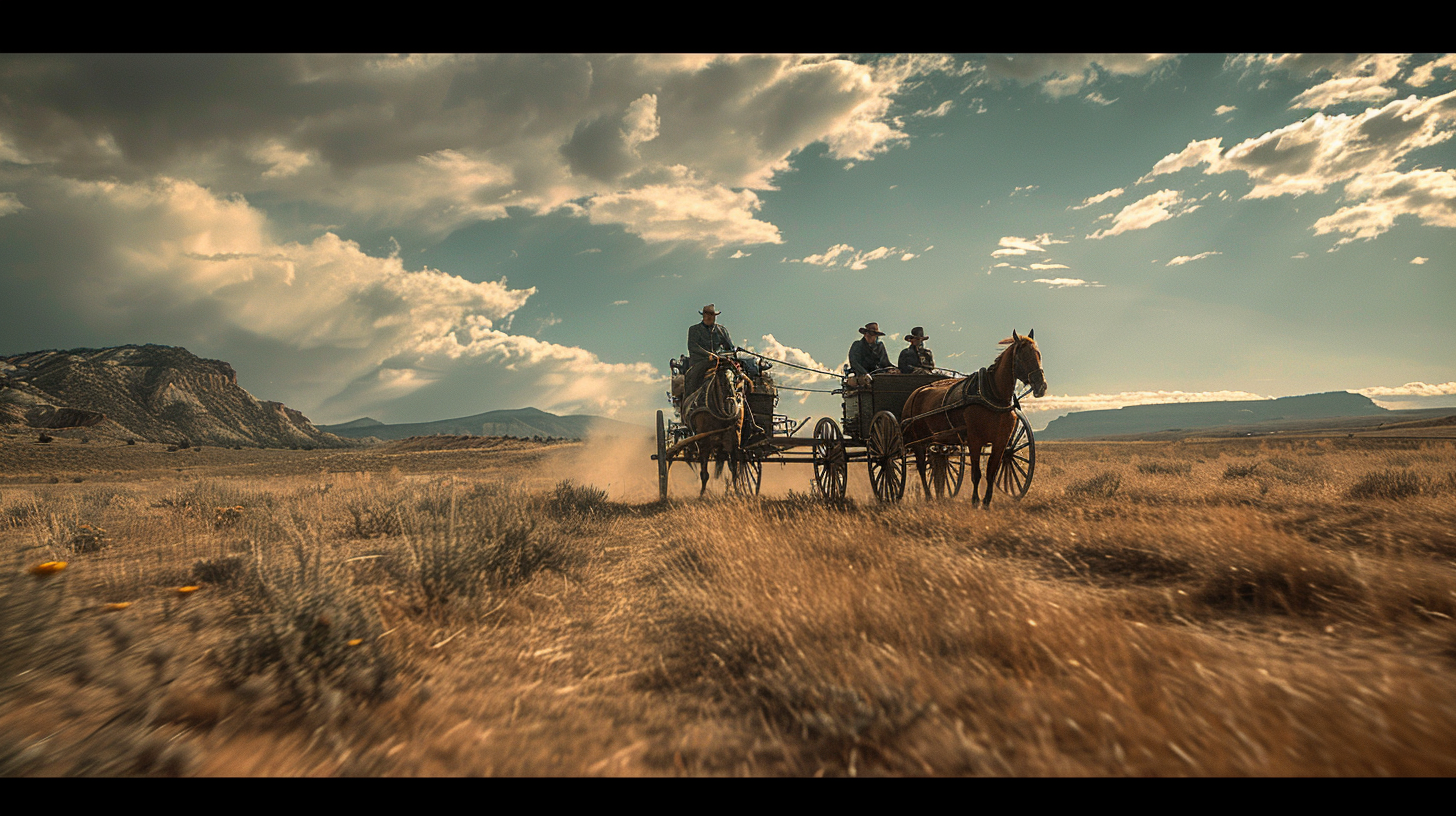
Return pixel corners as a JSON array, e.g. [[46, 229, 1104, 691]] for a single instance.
[[996, 409, 1035, 500], [920, 444, 966, 499], [812, 417, 848, 500], [656, 410, 669, 502], [732, 454, 762, 497], [866, 411, 907, 503]]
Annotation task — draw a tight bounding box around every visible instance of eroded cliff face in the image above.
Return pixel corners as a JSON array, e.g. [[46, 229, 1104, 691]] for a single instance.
[[0, 344, 353, 448]]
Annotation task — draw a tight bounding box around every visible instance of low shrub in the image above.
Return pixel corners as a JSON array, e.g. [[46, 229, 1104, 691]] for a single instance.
[[1346, 469, 1429, 501], [1066, 472, 1121, 498], [1223, 463, 1260, 480], [1137, 461, 1192, 476]]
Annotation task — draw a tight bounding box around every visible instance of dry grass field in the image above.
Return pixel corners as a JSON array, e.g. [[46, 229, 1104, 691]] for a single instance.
[[3, 429, 1456, 776]]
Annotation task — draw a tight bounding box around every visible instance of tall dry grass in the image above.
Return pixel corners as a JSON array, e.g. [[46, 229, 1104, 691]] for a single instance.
[[1, 437, 1454, 775]]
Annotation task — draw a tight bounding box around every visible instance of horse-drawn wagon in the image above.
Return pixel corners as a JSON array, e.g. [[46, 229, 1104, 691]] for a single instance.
[[652, 331, 1044, 504]]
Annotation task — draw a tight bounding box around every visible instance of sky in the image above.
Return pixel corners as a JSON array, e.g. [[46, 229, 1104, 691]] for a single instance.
[[1, 53, 1453, 430]]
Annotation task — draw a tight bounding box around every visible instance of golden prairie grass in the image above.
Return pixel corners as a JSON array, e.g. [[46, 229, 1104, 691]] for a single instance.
[[1, 435, 1455, 775]]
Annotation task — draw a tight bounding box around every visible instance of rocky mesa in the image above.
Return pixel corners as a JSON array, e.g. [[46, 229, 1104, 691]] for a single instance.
[[0, 344, 352, 448]]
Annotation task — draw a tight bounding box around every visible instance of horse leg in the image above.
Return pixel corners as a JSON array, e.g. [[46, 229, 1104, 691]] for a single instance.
[[699, 446, 710, 496], [985, 440, 1005, 510], [912, 442, 930, 500], [968, 443, 983, 506]]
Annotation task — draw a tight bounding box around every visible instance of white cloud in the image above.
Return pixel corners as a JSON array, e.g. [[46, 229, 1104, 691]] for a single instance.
[[900, 252, 917, 261], [1166, 251, 1222, 266], [791, 242, 907, 270], [981, 54, 1178, 99], [1292, 251, 1309, 259], [0, 54, 961, 253], [1070, 187, 1124, 210], [990, 233, 1066, 257], [0, 173, 663, 423], [912, 100, 954, 118], [1411, 256, 1429, 264], [1311, 168, 1456, 244], [1029, 262, 1070, 270], [730, 250, 750, 259], [1355, 381, 1456, 397], [586, 167, 783, 252], [1033, 278, 1102, 288], [1139, 92, 1456, 201], [1085, 92, 1116, 106], [1409, 54, 1456, 88], [746, 334, 838, 402], [612, 300, 629, 305], [1288, 54, 1410, 110], [0, 192, 23, 217], [1086, 189, 1200, 239], [1019, 389, 1272, 418], [1011, 184, 1039, 196], [1215, 105, 1237, 116]]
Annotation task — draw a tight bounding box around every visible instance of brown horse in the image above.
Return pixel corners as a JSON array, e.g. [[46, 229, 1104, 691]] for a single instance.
[[902, 330, 1047, 508], [681, 354, 749, 496]]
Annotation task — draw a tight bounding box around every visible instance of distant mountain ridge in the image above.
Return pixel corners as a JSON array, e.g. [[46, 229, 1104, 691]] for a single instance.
[[0, 344, 351, 448], [1039, 391, 1390, 440], [318, 406, 644, 441]]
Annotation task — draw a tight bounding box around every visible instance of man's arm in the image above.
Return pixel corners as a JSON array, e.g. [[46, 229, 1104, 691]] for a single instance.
[[898, 347, 917, 374], [848, 341, 869, 376]]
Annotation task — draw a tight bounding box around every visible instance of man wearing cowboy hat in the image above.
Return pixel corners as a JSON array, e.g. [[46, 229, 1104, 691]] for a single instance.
[[685, 304, 735, 402], [848, 322, 893, 384], [898, 327, 935, 374]]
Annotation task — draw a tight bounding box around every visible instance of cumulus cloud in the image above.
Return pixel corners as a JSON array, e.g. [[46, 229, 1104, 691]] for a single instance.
[[0, 192, 23, 216], [0, 53, 957, 252], [1288, 54, 1410, 109], [1033, 278, 1102, 288], [1070, 187, 1124, 210], [1311, 168, 1456, 244], [1086, 189, 1200, 239], [1409, 54, 1456, 88], [1411, 256, 1429, 264], [789, 242, 909, 270], [1355, 381, 1456, 397], [0, 172, 662, 423], [586, 167, 783, 251], [913, 100, 954, 117], [981, 54, 1178, 99], [990, 233, 1067, 257], [1215, 105, 1237, 116], [1019, 389, 1272, 419], [1166, 251, 1222, 266], [1141, 92, 1456, 199]]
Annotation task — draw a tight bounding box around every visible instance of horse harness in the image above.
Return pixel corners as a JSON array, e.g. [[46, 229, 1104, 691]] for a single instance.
[[900, 340, 1043, 443]]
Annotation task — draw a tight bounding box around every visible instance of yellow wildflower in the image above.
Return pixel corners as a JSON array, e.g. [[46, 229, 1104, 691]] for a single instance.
[[347, 639, 364, 647], [30, 561, 67, 577], [176, 585, 200, 596], [105, 602, 133, 611]]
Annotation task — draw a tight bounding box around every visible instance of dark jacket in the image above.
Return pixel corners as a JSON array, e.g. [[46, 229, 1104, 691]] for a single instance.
[[848, 338, 892, 376], [898, 345, 934, 374], [688, 321, 734, 367]]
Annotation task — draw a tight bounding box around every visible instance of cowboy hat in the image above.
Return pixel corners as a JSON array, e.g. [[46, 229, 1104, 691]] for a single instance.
[[700, 304, 721, 315], [905, 326, 929, 341], [858, 322, 885, 336]]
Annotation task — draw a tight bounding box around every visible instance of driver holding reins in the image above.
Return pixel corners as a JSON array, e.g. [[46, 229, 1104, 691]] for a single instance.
[[847, 322, 893, 386]]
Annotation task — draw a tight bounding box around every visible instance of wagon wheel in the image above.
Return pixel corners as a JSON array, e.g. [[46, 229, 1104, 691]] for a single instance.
[[656, 410, 669, 502], [732, 452, 762, 497], [996, 409, 1035, 500], [865, 411, 907, 503], [921, 444, 966, 499], [812, 418, 848, 500]]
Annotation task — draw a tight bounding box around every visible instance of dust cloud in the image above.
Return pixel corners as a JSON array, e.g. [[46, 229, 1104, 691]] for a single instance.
[[550, 426, 842, 502]]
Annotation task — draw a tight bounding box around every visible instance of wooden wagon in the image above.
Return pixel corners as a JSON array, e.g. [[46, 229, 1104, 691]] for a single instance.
[[653, 354, 1036, 503]]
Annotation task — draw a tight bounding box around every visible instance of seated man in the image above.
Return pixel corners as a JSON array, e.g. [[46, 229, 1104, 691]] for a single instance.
[[898, 326, 935, 374], [847, 322, 893, 386], [684, 304, 734, 401]]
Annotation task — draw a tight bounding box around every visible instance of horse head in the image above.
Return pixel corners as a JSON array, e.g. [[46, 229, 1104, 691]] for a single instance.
[[1005, 329, 1048, 398]]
